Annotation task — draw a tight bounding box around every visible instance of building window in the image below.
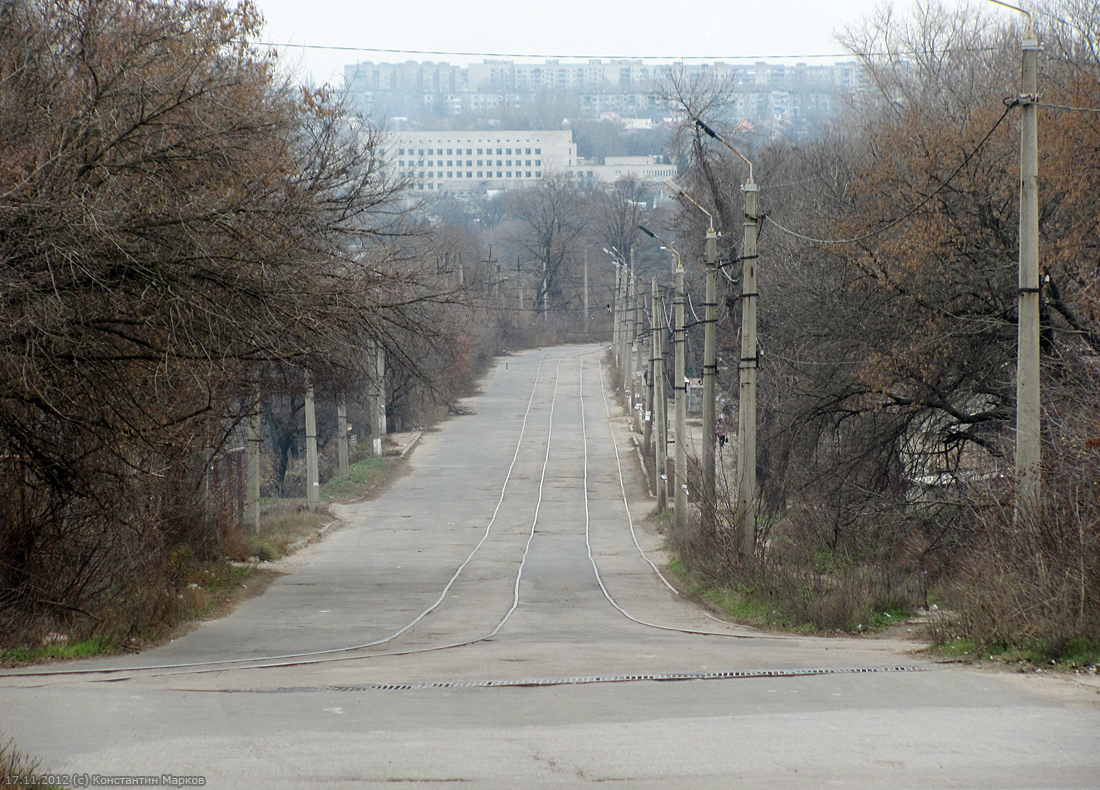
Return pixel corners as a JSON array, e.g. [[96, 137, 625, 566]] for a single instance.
[[496, 160, 502, 166], [497, 171, 502, 178], [466, 148, 473, 155], [535, 159, 541, 166], [455, 172, 462, 178], [477, 148, 483, 154], [526, 160, 531, 166], [535, 171, 541, 177], [526, 171, 532, 178], [447, 148, 453, 155], [477, 171, 483, 177], [506, 171, 512, 178], [477, 160, 483, 166], [535, 148, 541, 154], [418, 149, 424, 155], [526, 148, 532, 154], [467, 171, 473, 178], [506, 148, 512, 155], [466, 160, 472, 166], [399, 148, 405, 155], [496, 148, 502, 154], [447, 172, 453, 178]]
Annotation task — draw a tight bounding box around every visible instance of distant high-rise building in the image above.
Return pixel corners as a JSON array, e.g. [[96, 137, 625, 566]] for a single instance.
[[344, 58, 869, 137]]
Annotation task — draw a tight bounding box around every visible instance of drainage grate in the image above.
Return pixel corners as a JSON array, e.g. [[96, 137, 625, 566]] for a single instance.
[[313, 665, 934, 692]]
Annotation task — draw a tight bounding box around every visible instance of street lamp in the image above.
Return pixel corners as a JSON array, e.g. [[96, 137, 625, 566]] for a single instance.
[[694, 116, 759, 557], [639, 224, 688, 537]]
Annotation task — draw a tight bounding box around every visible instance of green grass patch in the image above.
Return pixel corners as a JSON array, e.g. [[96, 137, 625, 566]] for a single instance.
[[321, 456, 401, 502], [864, 605, 911, 631], [927, 638, 980, 660], [173, 562, 258, 622], [0, 635, 117, 665], [667, 553, 915, 634], [927, 636, 1100, 669], [667, 556, 806, 631]]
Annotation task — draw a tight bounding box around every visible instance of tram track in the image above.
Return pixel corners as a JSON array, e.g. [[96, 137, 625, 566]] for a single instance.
[[1, 346, 917, 684]]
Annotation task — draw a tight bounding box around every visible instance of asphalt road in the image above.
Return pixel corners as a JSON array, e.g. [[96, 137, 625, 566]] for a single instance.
[[2, 344, 1098, 789]]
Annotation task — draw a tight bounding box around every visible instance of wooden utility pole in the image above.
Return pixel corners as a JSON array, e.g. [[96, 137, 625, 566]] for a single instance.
[[304, 376, 320, 512], [702, 226, 719, 519], [1016, 33, 1042, 516], [674, 261, 687, 536], [736, 183, 760, 554]]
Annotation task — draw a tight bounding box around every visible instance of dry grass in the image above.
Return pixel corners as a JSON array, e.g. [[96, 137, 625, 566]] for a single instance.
[[0, 735, 63, 790]]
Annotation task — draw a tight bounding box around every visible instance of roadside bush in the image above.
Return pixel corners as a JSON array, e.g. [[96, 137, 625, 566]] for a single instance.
[[947, 391, 1100, 650]]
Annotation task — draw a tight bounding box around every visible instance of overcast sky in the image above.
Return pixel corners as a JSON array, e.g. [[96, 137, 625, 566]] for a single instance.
[[249, 0, 997, 87]]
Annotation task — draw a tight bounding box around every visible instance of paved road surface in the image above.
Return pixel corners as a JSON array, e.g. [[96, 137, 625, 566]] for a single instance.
[[2, 345, 1098, 789]]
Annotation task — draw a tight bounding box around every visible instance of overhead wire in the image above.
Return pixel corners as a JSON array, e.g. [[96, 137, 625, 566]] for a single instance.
[[762, 100, 1016, 246], [1034, 101, 1100, 113], [246, 41, 1001, 63]]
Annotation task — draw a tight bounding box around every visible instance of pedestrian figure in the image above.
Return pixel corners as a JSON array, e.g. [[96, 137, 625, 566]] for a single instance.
[[715, 414, 728, 448]]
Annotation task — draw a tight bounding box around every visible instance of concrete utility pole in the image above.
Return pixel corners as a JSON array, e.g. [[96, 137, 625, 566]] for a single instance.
[[737, 182, 760, 555], [631, 269, 644, 432], [674, 260, 687, 536], [304, 377, 320, 512], [620, 254, 632, 396], [639, 227, 683, 527], [246, 395, 262, 533], [337, 396, 349, 480], [583, 248, 590, 336], [1016, 32, 1042, 516], [667, 179, 719, 520], [652, 280, 668, 511], [702, 227, 719, 519], [372, 341, 387, 458], [644, 279, 656, 460], [694, 117, 760, 555]]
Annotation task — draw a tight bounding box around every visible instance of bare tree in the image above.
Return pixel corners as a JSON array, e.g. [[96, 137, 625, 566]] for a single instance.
[[0, 0, 453, 638], [508, 173, 591, 316]]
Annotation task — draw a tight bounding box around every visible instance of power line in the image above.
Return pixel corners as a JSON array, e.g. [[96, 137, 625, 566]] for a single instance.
[[249, 40, 999, 64], [764, 100, 1016, 247], [1035, 101, 1100, 114]]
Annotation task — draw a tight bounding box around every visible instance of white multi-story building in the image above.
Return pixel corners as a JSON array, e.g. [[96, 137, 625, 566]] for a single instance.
[[388, 130, 577, 196], [385, 130, 676, 197]]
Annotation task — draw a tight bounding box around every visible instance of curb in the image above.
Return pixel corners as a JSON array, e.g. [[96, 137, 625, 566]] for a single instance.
[[399, 431, 423, 460]]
